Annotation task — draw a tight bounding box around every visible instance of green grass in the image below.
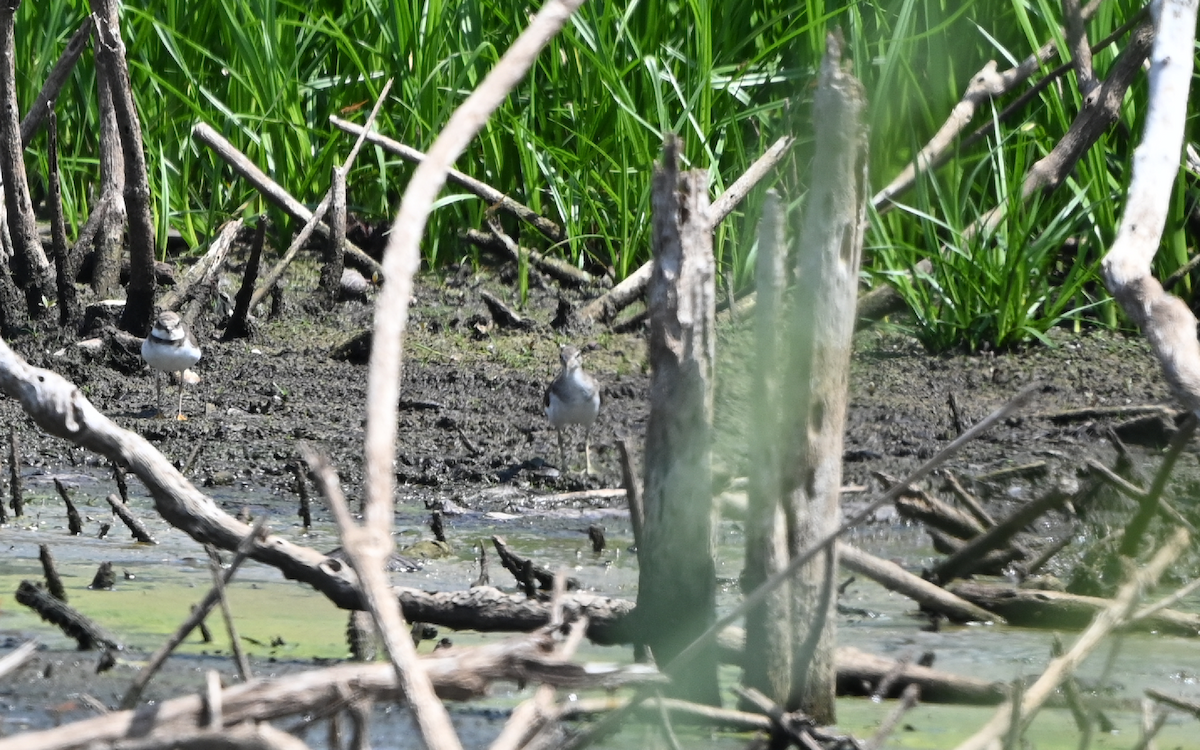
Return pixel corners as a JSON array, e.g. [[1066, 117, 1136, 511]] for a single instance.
[[12, 0, 1177, 350]]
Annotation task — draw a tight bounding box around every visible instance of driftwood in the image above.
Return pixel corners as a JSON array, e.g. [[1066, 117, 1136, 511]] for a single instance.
[[928, 481, 1077, 583], [890, 482, 986, 540], [247, 80, 393, 313], [947, 581, 1200, 636], [836, 646, 1006, 705], [491, 535, 580, 592], [463, 227, 593, 287], [836, 542, 998, 624], [14, 581, 122, 651], [328, 116, 565, 245], [157, 218, 244, 315], [0, 639, 38, 680], [1, 635, 660, 750]]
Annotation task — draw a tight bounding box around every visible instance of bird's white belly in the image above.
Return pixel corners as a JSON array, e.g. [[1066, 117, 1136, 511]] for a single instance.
[[142, 339, 201, 373], [547, 392, 600, 428]]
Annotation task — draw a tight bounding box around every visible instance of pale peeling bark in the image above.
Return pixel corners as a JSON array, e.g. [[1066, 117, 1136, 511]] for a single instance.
[[1101, 0, 1200, 413], [778, 34, 868, 724], [636, 136, 719, 703]]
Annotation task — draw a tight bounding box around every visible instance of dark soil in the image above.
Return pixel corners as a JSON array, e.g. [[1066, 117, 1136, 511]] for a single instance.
[[4, 266, 1184, 513]]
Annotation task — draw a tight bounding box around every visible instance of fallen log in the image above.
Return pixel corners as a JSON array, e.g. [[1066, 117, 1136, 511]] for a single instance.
[[947, 581, 1200, 636], [836, 542, 1001, 624], [0, 634, 661, 750], [836, 646, 1008, 705]]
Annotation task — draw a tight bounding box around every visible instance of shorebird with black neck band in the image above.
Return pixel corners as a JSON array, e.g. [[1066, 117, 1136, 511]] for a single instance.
[[141, 311, 201, 420], [544, 344, 601, 474]]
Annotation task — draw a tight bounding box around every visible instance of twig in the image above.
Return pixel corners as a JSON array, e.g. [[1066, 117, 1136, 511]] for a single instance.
[[20, 16, 94, 147], [0, 639, 38, 680], [864, 683, 920, 750], [205, 544, 252, 682], [120, 517, 267, 710], [329, 115, 565, 244]]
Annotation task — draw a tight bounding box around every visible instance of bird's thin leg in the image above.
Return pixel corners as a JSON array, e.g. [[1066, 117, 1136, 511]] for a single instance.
[[557, 428, 567, 473], [584, 427, 593, 476], [175, 372, 187, 421], [155, 371, 163, 417]]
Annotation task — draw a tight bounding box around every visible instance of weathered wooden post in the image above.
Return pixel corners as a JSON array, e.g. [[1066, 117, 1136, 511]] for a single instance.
[[743, 34, 868, 723], [635, 134, 719, 703]]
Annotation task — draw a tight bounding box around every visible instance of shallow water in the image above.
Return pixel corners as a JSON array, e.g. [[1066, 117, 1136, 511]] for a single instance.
[[2, 465, 1199, 748]]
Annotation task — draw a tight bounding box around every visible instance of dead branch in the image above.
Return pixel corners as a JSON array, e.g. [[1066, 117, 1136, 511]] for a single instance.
[[0, 639, 38, 680], [953, 526, 1189, 750], [872, 0, 1105, 210], [157, 219, 244, 313], [491, 536, 580, 592], [864, 683, 920, 750], [947, 580, 1200, 636], [190, 122, 383, 281], [463, 227, 593, 287], [106, 493, 155, 544], [3, 635, 658, 750], [329, 115, 566, 244], [15, 581, 122, 651], [973, 20, 1154, 236], [836, 542, 999, 624], [204, 545, 251, 682], [928, 480, 1076, 584], [304, 447, 458, 750], [1146, 687, 1200, 719], [360, 7, 588, 747]]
